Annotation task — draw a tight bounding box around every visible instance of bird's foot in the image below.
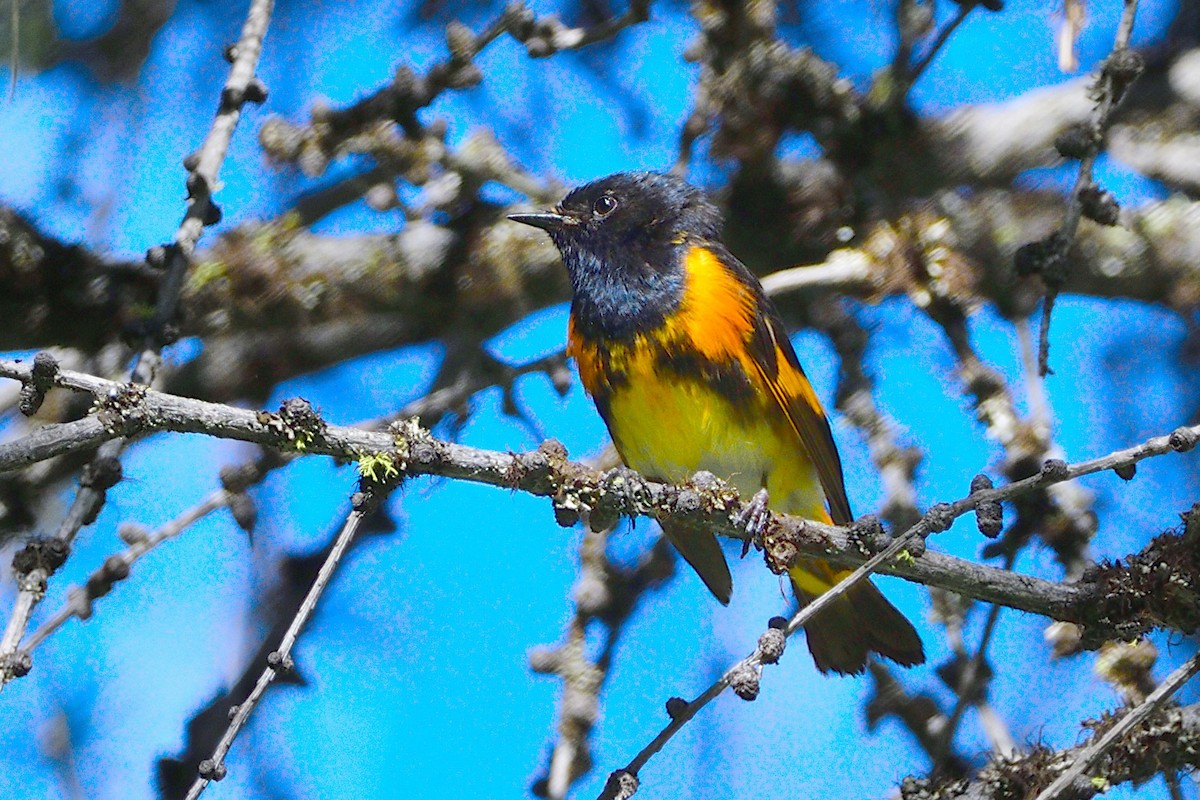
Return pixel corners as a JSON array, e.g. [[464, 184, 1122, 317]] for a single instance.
[[736, 488, 771, 558]]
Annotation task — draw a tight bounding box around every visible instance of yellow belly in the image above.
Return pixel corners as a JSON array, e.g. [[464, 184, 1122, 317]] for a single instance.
[[606, 371, 826, 519]]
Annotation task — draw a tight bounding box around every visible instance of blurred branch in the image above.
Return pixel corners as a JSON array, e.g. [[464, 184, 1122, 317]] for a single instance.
[[1016, 0, 1142, 376], [867, 661, 969, 778], [384, 348, 571, 431], [258, 0, 650, 178], [678, 0, 862, 169], [182, 485, 379, 799], [817, 304, 923, 532], [883, 0, 992, 115], [907, 1, 981, 85], [17, 451, 279, 660], [931, 574, 1012, 775], [0, 205, 150, 351], [531, 524, 673, 800], [924, 292, 1095, 574], [54, 0, 176, 80], [6, 183, 1200, 404], [136, 184, 1200, 402]]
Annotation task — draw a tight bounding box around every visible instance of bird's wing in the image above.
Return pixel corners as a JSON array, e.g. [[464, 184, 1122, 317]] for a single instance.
[[748, 305, 854, 525], [703, 245, 855, 526]]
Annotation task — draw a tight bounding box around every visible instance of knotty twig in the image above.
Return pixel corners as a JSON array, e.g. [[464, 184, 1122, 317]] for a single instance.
[[145, 0, 275, 363], [24, 491, 228, 654], [596, 489, 1011, 797], [182, 487, 376, 799], [1031, 653, 1200, 800], [533, 519, 672, 800], [261, 0, 651, 178], [2, 356, 1200, 631], [16, 451, 279, 664], [1024, 0, 1142, 376], [0, 0, 276, 684]]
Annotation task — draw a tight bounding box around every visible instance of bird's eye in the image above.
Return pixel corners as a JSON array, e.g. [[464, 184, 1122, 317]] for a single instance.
[[593, 194, 618, 217]]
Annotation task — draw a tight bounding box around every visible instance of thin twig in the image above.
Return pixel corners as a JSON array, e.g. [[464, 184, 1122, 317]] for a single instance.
[[182, 490, 373, 799], [1036, 0, 1141, 376], [909, 2, 974, 82], [537, 0, 651, 51], [140, 0, 276, 373], [1030, 652, 1200, 800], [21, 491, 230, 653], [0, 0, 276, 684], [604, 498, 967, 793]]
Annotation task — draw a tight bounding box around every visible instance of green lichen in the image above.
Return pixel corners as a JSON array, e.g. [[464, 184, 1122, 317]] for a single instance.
[[357, 451, 400, 482], [187, 259, 228, 293]]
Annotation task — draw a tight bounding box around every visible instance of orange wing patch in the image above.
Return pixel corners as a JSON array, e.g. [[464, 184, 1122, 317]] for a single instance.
[[670, 246, 757, 363]]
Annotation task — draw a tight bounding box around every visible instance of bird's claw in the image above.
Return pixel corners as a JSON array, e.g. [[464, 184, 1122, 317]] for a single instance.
[[736, 488, 771, 558]]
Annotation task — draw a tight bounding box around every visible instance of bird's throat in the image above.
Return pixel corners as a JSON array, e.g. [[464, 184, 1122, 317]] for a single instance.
[[563, 244, 684, 341]]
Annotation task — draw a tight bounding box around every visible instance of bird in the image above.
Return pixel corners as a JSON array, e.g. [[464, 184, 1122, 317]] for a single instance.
[[508, 171, 923, 674]]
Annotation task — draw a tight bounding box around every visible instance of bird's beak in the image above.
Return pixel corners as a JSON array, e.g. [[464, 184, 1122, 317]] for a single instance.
[[507, 211, 571, 232]]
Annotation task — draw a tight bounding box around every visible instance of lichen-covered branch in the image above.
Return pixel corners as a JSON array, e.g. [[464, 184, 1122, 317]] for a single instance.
[[3, 356, 1200, 669], [902, 668, 1200, 800]]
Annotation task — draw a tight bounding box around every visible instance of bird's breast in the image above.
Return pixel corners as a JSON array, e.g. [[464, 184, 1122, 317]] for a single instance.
[[566, 243, 826, 516], [569, 329, 823, 516]]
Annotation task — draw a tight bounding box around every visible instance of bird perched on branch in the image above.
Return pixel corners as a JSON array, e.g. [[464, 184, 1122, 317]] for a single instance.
[[509, 172, 923, 674]]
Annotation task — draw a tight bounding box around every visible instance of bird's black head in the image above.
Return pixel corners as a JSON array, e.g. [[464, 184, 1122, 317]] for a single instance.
[[508, 172, 724, 340]]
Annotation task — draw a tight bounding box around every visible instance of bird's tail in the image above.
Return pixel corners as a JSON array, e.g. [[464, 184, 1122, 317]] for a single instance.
[[789, 559, 925, 675]]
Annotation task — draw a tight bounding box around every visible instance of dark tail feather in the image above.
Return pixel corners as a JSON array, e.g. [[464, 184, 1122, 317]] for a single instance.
[[661, 522, 732, 605], [795, 572, 925, 675]]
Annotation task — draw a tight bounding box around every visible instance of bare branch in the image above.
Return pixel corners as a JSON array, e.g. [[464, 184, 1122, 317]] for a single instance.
[[4, 358, 1198, 692], [138, 0, 276, 369], [182, 488, 375, 799], [17, 450, 279, 660], [0, 0, 277, 692], [905, 695, 1200, 800], [532, 523, 673, 800], [23, 491, 230, 652], [1020, 0, 1143, 375], [259, 1, 652, 178]]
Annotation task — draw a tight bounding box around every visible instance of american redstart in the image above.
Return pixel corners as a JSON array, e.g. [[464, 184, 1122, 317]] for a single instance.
[[510, 172, 923, 674]]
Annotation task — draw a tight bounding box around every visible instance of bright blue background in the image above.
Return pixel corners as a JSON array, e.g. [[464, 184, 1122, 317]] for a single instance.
[[2, 1, 1199, 799]]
